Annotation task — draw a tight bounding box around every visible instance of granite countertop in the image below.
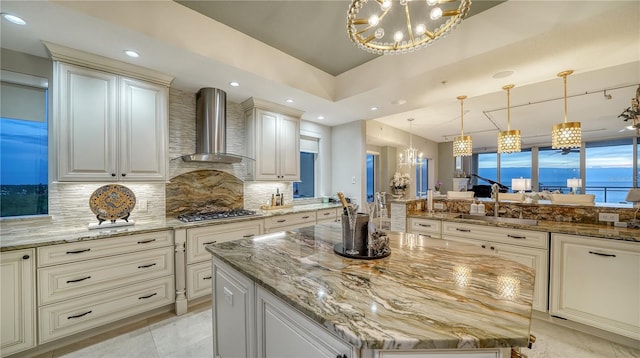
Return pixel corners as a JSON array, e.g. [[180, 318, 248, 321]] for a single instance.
[[207, 223, 534, 350], [0, 203, 342, 251], [408, 212, 640, 242]]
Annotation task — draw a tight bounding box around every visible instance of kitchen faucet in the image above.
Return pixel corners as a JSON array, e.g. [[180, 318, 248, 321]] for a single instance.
[[491, 183, 499, 217]]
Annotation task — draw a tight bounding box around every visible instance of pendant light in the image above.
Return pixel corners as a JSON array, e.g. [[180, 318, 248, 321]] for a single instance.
[[453, 95, 472, 157], [497, 84, 521, 153], [551, 70, 581, 149], [399, 118, 423, 167]]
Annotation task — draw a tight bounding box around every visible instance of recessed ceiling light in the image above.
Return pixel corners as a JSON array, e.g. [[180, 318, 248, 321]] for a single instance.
[[392, 99, 407, 105], [371, 106, 379, 111], [124, 50, 139, 58], [229, 81, 239, 87], [285, 99, 294, 103], [492, 70, 515, 79], [317, 115, 325, 120], [2, 13, 26, 25]]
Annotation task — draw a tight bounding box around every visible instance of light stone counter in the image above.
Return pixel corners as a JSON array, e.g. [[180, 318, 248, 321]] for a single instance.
[[207, 223, 535, 350]]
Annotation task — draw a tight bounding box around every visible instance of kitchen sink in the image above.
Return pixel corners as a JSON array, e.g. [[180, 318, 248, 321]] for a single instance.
[[456, 214, 538, 226]]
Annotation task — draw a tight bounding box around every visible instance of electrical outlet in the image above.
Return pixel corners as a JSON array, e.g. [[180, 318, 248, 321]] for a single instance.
[[598, 213, 619, 222], [434, 202, 444, 210], [138, 199, 148, 212]]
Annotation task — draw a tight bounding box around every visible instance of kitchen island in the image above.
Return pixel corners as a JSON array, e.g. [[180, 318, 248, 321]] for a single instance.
[[206, 222, 535, 357]]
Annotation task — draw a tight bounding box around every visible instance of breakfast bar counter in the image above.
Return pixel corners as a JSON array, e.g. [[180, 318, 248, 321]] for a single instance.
[[206, 222, 535, 356]]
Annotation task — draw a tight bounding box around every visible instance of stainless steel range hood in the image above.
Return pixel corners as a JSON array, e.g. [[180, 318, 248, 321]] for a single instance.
[[182, 87, 244, 163]]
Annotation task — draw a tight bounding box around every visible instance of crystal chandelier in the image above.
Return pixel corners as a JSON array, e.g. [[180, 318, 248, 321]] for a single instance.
[[552, 70, 581, 149], [497, 84, 521, 154], [453, 95, 472, 157], [347, 0, 471, 55], [399, 118, 423, 167]]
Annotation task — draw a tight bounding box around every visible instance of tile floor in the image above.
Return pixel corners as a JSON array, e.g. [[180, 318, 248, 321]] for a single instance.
[[36, 304, 639, 358]]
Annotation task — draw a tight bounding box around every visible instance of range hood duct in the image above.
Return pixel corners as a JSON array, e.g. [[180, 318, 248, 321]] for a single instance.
[[182, 88, 244, 163]]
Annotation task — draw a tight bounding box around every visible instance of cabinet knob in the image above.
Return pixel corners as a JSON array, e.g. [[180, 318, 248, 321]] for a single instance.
[[336, 355, 347, 358], [481, 245, 486, 249], [490, 246, 495, 251], [22, 255, 30, 260], [111, 173, 116, 177], [121, 173, 127, 177]]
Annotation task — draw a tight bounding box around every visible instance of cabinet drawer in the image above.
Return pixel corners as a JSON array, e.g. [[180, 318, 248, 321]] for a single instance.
[[442, 222, 548, 249], [264, 212, 316, 230], [38, 230, 173, 267], [38, 247, 173, 305], [186, 261, 213, 300], [409, 218, 441, 237], [39, 275, 174, 343], [316, 208, 338, 223], [187, 220, 263, 264]]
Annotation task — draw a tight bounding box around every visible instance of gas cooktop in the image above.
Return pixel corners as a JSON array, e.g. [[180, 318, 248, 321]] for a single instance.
[[177, 209, 257, 223]]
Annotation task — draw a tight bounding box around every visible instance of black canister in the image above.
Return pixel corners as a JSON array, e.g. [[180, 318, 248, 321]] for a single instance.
[[341, 213, 369, 255]]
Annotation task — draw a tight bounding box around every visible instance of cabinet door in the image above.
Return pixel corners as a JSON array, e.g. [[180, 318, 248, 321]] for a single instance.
[[256, 286, 353, 358], [550, 234, 640, 340], [213, 258, 255, 358], [491, 243, 548, 312], [119, 77, 167, 181], [277, 114, 300, 181], [255, 109, 280, 180], [57, 63, 118, 181], [1, 249, 36, 355]]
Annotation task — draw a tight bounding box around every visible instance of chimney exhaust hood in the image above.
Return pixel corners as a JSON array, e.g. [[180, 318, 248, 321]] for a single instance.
[[182, 88, 246, 163]]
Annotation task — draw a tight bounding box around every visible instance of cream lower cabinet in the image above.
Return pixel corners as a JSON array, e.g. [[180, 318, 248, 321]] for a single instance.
[[185, 220, 263, 301], [37, 231, 175, 343], [264, 212, 317, 233], [550, 233, 640, 340], [408, 218, 442, 239], [372, 349, 502, 357], [442, 222, 549, 312], [1, 249, 36, 356], [316, 207, 339, 224]]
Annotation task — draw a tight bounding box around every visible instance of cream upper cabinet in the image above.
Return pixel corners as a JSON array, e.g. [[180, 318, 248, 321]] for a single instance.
[[0, 249, 36, 356], [243, 98, 303, 181], [550, 233, 640, 340], [48, 43, 172, 182]]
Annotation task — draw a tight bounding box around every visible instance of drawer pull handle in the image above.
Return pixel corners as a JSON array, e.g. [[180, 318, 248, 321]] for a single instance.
[[138, 263, 157, 269], [419, 223, 432, 227], [68, 310, 92, 319], [276, 219, 286, 223], [203, 276, 213, 280], [588, 251, 616, 258], [455, 228, 471, 232], [323, 212, 331, 216], [203, 241, 217, 245], [66, 276, 92, 283], [66, 248, 91, 254], [242, 234, 254, 238], [137, 239, 156, 244], [507, 234, 526, 239], [138, 292, 157, 300], [302, 216, 310, 219]]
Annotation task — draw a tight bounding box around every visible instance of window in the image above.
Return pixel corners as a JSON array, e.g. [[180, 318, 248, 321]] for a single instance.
[[366, 153, 375, 202], [476, 152, 498, 184], [1, 74, 49, 217], [585, 138, 633, 203], [538, 146, 579, 192], [499, 150, 531, 190], [293, 152, 315, 198], [415, 158, 428, 197]]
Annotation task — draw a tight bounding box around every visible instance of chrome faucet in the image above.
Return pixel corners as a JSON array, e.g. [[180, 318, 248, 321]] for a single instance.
[[491, 183, 500, 217]]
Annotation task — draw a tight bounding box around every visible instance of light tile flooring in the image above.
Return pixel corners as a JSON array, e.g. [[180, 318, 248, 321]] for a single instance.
[[36, 303, 639, 358]]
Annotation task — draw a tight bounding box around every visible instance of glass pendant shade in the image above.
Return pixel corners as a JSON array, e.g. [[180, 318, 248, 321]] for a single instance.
[[453, 95, 472, 157], [399, 118, 423, 167], [552, 70, 582, 149], [497, 84, 521, 154]]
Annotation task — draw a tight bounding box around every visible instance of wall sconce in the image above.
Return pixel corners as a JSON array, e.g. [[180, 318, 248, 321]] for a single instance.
[[511, 178, 531, 193], [567, 178, 582, 194]]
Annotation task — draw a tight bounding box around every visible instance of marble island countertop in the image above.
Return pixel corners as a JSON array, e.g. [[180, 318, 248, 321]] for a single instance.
[[207, 223, 535, 350]]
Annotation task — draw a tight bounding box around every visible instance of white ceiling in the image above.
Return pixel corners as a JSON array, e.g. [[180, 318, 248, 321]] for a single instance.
[[1, 0, 638, 151]]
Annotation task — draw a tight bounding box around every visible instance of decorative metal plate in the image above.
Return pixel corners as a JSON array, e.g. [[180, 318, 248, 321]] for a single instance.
[[89, 184, 136, 223]]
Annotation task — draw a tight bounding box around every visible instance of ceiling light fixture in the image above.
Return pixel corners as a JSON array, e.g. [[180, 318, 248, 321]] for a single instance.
[[551, 70, 581, 150], [453, 95, 472, 157], [347, 0, 471, 55], [285, 99, 294, 103], [2, 13, 26, 25], [497, 84, 521, 154], [317, 115, 325, 120], [229, 81, 239, 87], [399, 118, 422, 167], [371, 106, 379, 111], [124, 50, 139, 58]]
